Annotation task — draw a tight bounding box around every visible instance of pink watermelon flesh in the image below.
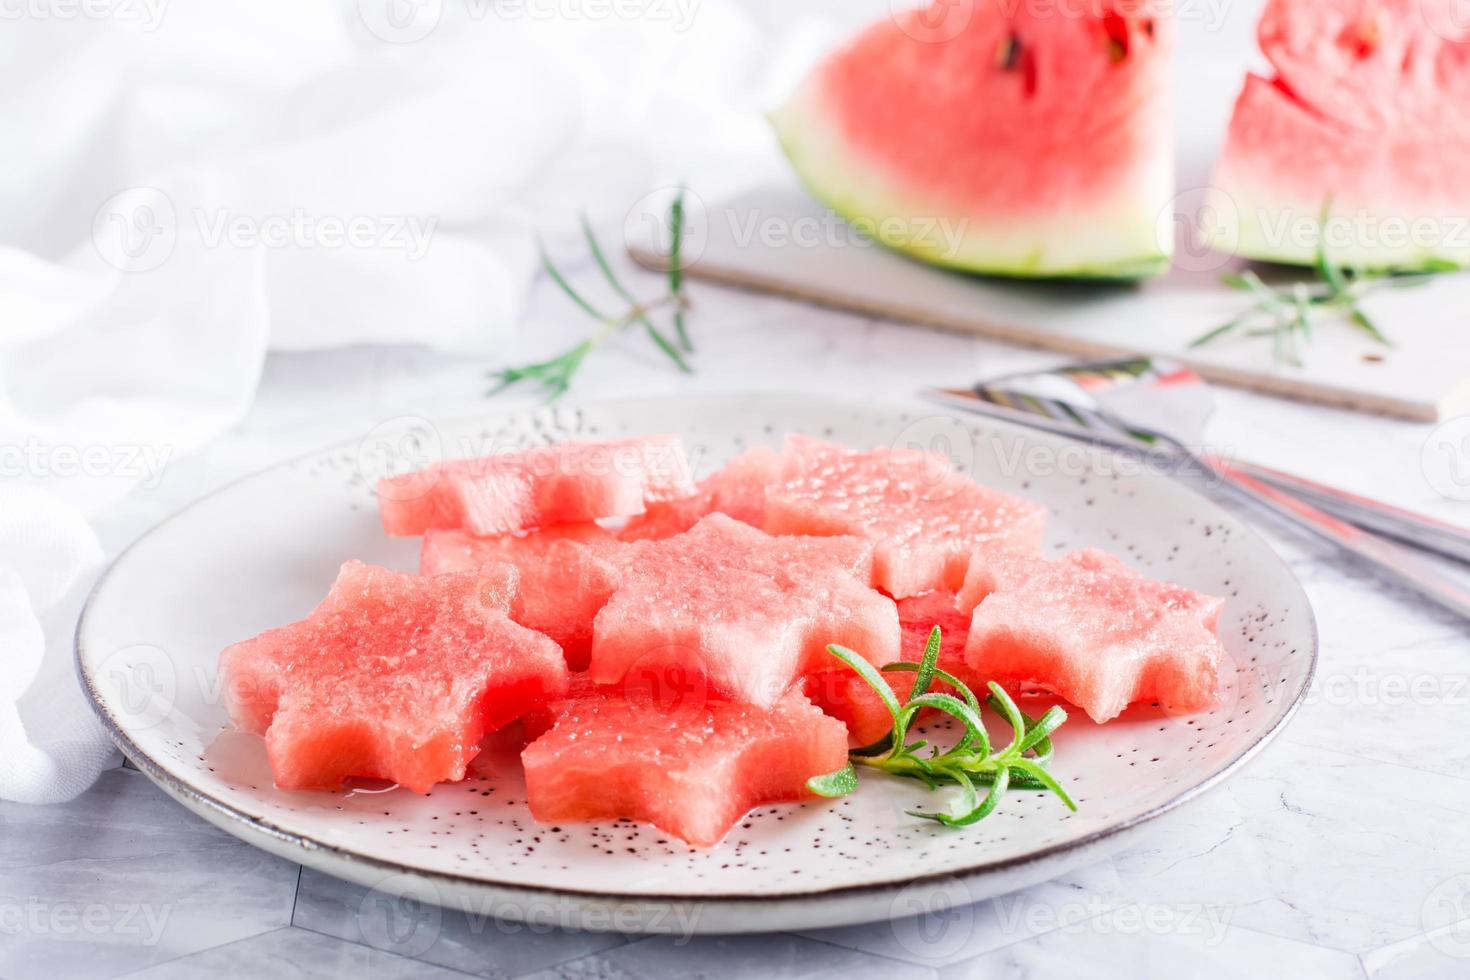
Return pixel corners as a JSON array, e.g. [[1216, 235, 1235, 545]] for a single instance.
[[805, 589, 977, 745], [1209, 0, 1470, 269], [220, 561, 568, 793], [620, 445, 781, 541], [378, 436, 696, 537], [1258, 0, 1470, 133], [421, 523, 625, 669], [589, 513, 900, 708], [521, 686, 848, 848], [763, 435, 1048, 600], [770, 0, 1174, 278], [958, 548, 1225, 723]]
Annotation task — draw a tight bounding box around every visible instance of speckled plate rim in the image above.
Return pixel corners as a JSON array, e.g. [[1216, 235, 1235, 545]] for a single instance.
[[75, 392, 1319, 934]]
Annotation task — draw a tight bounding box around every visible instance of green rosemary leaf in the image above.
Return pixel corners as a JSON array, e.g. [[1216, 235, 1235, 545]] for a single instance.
[[668, 191, 685, 294], [1350, 307, 1393, 346], [913, 767, 1011, 827], [538, 240, 610, 323], [1315, 199, 1349, 297], [882, 663, 982, 714], [825, 644, 905, 723], [579, 214, 691, 373], [1292, 282, 1313, 344], [986, 682, 1028, 757], [1187, 313, 1252, 349], [491, 199, 700, 402], [806, 763, 859, 798], [581, 213, 638, 308], [906, 692, 989, 754], [909, 627, 942, 701], [668, 191, 693, 352], [673, 308, 691, 353], [1009, 758, 1078, 811], [642, 319, 693, 373], [1015, 705, 1068, 756], [820, 628, 1073, 830]]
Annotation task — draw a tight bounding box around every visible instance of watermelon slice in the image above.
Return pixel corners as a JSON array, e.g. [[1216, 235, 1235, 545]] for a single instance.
[[378, 436, 696, 537], [521, 686, 848, 848], [1208, 0, 1470, 270], [804, 589, 977, 745], [589, 514, 900, 708], [763, 436, 1048, 599], [770, 0, 1175, 279], [958, 548, 1225, 723], [421, 523, 625, 669], [220, 561, 569, 793], [620, 445, 781, 541]]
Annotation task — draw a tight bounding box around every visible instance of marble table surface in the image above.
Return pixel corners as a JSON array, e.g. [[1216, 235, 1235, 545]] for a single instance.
[[7, 245, 1470, 980]]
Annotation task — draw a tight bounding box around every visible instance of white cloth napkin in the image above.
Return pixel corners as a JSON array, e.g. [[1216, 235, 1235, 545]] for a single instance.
[[0, 0, 779, 803]]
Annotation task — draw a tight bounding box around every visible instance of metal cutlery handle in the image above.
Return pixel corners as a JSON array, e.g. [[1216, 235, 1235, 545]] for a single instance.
[[1205, 457, 1470, 622], [1227, 459, 1470, 566], [929, 388, 1470, 569]]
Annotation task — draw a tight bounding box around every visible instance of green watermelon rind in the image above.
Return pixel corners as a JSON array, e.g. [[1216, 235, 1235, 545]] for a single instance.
[[1201, 185, 1470, 274], [768, 98, 1174, 284]]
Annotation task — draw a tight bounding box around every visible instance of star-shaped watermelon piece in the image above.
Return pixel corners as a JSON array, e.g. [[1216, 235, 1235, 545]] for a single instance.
[[620, 445, 781, 540], [378, 435, 696, 537], [588, 514, 900, 708], [421, 523, 626, 669], [220, 560, 568, 793], [763, 435, 1049, 599], [803, 588, 978, 745], [522, 686, 849, 848], [959, 547, 1227, 723]]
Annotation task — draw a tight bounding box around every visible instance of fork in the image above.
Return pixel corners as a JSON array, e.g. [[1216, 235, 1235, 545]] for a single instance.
[[929, 358, 1470, 622]]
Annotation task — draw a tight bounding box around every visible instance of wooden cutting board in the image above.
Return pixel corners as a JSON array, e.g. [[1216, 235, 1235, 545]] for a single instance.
[[630, 186, 1470, 422]]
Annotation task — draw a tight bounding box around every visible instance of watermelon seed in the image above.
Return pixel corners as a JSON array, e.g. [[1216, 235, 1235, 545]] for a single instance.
[[997, 34, 1022, 71]]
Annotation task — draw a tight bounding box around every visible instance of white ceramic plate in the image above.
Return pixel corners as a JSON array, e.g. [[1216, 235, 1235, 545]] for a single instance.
[[76, 392, 1316, 934]]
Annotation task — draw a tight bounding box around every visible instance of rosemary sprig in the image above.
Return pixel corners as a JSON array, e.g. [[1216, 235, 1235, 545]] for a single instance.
[[1190, 202, 1459, 365], [806, 627, 1076, 828], [490, 191, 694, 400]]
